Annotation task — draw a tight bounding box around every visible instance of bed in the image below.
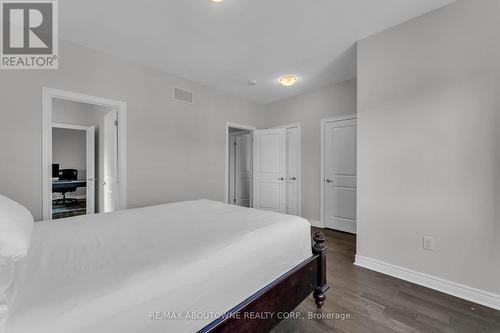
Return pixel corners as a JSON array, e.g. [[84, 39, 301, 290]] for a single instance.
[[4, 199, 328, 333]]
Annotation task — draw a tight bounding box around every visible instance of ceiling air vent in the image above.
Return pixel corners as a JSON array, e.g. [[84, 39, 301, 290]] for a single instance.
[[173, 87, 194, 104]]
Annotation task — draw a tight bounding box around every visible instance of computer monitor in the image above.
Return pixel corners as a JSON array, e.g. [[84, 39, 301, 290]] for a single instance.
[[52, 164, 60, 178]]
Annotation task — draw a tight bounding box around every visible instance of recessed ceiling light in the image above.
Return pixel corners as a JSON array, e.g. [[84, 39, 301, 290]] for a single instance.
[[210, 0, 224, 3], [248, 80, 257, 86], [279, 75, 298, 87]]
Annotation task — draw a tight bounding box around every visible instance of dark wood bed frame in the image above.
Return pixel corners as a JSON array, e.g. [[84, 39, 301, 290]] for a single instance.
[[199, 231, 329, 333]]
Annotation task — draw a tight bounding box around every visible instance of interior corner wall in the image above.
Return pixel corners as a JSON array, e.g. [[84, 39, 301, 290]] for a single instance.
[[264, 80, 357, 222], [357, 0, 500, 296], [0, 40, 267, 221]]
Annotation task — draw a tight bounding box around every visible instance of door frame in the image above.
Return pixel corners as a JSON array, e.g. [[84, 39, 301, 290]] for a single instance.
[[272, 123, 302, 217], [224, 122, 256, 204], [52, 123, 96, 214], [42, 87, 127, 220], [320, 114, 357, 229]]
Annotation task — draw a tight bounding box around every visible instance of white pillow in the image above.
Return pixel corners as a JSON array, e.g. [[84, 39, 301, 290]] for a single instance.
[[0, 297, 7, 333], [0, 256, 14, 332], [0, 195, 34, 261], [0, 257, 13, 294]]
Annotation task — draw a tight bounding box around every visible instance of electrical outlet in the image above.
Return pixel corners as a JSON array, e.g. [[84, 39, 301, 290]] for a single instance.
[[423, 236, 434, 251]]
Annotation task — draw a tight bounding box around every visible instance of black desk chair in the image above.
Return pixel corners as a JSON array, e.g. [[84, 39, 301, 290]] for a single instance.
[[53, 169, 78, 205]]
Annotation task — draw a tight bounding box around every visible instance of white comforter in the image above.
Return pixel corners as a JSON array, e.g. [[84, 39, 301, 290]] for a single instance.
[[5, 200, 311, 333]]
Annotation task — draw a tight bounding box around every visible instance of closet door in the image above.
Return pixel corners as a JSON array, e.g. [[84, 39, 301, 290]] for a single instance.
[[253, 129, 286, 213]]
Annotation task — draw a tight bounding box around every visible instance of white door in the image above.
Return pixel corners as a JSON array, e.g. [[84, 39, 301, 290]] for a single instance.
[[253, 128, 286, 213], [323, 117, 357, 233], [286, 127, 299, 215], [86, 126, 95, 214], [103, 111, 118, 213]]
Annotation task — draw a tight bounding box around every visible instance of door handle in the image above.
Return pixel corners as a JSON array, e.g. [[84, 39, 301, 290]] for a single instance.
[[325, 178, 333, 183], [288, 177, 297, 181], [278, 177, 285, 181]]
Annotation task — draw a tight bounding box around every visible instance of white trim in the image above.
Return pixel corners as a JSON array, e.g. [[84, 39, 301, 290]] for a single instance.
[[272, 123, 302, 217], [224, 122, 256, 204], [52, 123, 90, 131], [320, 114, 357, 229], [42, 87, 127, 221], [308, 219, 323, 228], [354, 255, 500, 310]]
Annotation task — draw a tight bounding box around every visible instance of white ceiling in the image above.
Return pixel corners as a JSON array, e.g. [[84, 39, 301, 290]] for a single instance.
[[59, 0, 455, 104]]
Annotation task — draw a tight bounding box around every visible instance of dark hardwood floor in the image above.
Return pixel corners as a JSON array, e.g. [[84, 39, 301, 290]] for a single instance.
[[272, 229, 500, 333]]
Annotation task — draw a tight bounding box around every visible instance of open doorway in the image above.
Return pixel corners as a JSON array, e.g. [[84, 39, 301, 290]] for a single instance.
[[225, 122, 256, 207], [50, 99, 116, 219], [42, 88, 127, 221], [51, 123, 95, 219], [228, 128, 253, 207]]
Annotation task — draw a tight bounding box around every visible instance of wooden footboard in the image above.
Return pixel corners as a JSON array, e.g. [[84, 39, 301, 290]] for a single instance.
[[199, 231, 329, 333]]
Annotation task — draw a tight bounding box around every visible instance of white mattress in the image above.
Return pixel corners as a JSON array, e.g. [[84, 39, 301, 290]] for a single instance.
[[5, 200, 311, 333]]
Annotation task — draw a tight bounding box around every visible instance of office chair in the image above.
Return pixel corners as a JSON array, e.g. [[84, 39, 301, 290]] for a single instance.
[[53, 169, 78, 205]]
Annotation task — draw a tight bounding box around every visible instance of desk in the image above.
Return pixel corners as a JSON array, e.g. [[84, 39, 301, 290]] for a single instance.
[[52, 179, 87, 192]]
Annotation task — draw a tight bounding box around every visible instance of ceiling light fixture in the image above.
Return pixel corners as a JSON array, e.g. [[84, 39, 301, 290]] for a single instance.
[[210, 0, 224, 3], [279, 75, 298, 87]]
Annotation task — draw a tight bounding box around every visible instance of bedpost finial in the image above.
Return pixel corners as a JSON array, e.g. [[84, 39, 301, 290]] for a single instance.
[[313, 231, 326, 253]]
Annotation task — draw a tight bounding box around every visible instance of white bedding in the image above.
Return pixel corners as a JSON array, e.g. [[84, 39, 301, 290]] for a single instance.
[[4, 200, 311, 333]]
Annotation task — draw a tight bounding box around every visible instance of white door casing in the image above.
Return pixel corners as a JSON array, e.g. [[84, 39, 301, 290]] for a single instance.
[[321, 115, 357, 233], [103, 111, 118, 213], [286, 127, 299, 215], [253, 128, 286, 213], [42, 88, 127, 221], [86, 126, 96, 214]]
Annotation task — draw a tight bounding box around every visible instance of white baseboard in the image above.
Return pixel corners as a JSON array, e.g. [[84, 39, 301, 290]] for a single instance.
[[354, 255, 500, 310], [308, 219, 324, 228]]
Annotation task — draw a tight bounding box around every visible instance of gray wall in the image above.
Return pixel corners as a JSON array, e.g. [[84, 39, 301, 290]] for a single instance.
[[265, 80, 357, 221], [0, 40, 266, 221], [357, 0, 500, 295]]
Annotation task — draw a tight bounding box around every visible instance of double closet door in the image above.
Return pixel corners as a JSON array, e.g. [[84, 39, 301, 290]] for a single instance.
[[253, 127, 299, 216]]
